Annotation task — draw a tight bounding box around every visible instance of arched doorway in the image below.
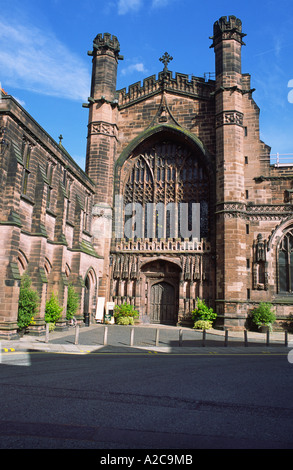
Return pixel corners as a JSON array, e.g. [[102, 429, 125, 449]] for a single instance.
[[111, 126, 215, 324], [141, 259, 180, 325], [83, 268, 97, 325], [150, 281, 175, 324]]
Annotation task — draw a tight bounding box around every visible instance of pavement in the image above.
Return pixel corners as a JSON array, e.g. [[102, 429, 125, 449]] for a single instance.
[[1, 323, 292, 356]]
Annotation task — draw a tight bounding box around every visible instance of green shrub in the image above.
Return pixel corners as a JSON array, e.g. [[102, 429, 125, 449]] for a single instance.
[[45, 293, 63, 324], [116, 316, 135, 326], [192, 298, 217, 324], [114, 303, 139, 325], [66, 283, 79, 320], [193, 320, 213, 330], [17, 274, 39, 330], [251, 302, 276, 331]]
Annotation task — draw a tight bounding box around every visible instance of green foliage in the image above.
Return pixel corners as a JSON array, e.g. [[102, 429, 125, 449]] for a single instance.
[[251, 302, 276, 330], [45, 293, 63, 324], [192, 298, 217, 324], [193, 320, 213, 330], [116, 316, 135, 326], [66, 283, 79, 320], [17, 274, 39, 330], [114, 303, 139, 325], [48, 322, 56, 332]]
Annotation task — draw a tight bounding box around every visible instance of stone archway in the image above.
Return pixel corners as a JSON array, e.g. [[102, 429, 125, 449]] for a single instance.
[[141, 259, 181, 325]]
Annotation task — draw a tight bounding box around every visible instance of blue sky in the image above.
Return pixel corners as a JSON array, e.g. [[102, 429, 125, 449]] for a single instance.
[[1, 0, 293, 169]]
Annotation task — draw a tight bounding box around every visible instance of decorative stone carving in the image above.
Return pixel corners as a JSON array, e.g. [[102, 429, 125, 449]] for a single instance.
[[215, 111, 244, 128]]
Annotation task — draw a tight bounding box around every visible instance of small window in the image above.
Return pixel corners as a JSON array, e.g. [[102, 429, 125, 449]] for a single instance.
[[46, 161, 54, 209], [21, 142, 32, 195]]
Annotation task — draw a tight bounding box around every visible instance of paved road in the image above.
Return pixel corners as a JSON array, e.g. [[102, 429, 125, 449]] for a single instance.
[[1, 348, 293, 449]]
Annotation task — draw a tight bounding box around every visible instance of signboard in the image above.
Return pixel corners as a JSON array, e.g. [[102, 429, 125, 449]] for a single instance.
[[105, 302, 115, 324], [96, 297, 105, 323]]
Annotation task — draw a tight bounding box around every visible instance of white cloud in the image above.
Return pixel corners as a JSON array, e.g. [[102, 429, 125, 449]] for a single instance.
[[0, 20, 90, 102], [117, 0, 143, 15], [121, 62, 147, 76]]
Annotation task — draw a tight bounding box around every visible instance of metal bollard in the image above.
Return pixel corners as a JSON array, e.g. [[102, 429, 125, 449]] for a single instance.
[[202, 329, 206, 347], [45, 322, 49, 343], [103, 326, 108, 346], [244, 330, 248, 347], [285, 331, 288, 347], [74, 325, 80, 345], [224, 329, 229, 347], [179, 329, 183, 347], [266, 330, 270, 347], [130, 327, 134, 347], [155, 329, 160, 347]]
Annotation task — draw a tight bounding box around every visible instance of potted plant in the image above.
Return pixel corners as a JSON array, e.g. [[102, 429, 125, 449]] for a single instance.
[[114, 302, 139, 326], [251, 302, 276, 332], [192, 298, 217, 330]]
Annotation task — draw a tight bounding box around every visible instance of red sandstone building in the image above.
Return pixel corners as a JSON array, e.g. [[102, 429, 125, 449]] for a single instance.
[[0, 16, 292, 338]]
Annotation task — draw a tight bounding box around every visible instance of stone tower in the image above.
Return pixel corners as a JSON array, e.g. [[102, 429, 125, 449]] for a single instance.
[[211, 16, 248, 328], [85, 33, 123, 298]]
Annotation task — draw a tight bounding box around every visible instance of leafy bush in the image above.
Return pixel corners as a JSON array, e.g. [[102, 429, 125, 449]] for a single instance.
[[116, 316, 135, 326], [66, 283, 79, 320], [251, 302, 276, 330], [17, 274, 39, 330], [192, 298, 217, 324], [193, 320, 213, 330], [45, 293, 63, 324], [114, 303, 139, 325]]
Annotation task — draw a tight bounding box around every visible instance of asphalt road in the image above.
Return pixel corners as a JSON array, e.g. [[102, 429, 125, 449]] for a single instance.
[[0, 350, 293, 450]]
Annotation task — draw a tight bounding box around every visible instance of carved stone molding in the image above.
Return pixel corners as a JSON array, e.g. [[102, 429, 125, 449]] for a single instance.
[[88, 121, 118, 139], [215, 111, 244, 128]]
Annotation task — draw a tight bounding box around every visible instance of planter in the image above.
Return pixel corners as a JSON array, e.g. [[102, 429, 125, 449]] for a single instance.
[[259, 325, 270, 333]]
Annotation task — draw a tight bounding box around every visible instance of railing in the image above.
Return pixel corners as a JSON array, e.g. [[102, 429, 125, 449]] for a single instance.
[[270, 153, 293, 167]]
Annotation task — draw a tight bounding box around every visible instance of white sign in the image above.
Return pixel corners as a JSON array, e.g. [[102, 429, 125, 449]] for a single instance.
[[96, 297, 105, 322]]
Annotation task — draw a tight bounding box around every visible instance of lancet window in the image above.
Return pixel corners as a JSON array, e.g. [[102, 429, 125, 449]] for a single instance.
[[279, 228, 293, 294]]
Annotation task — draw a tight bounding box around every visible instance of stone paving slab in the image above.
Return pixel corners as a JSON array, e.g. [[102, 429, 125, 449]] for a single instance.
[[1, 324, 292, 357]]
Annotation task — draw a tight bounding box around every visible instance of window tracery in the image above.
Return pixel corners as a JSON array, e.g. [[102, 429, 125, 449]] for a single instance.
[[279, 228, 293, 294], [123, 141, 209, 240]]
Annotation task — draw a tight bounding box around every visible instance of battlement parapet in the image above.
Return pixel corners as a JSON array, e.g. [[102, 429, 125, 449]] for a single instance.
[[210, 15, 246, 48], [117, 71, 215, 108], [92, 33, 121, 54]]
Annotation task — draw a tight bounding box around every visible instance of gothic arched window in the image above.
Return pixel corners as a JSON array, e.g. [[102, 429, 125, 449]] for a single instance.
[[123, 141, 210, 241], [278, 228, 293, 293]]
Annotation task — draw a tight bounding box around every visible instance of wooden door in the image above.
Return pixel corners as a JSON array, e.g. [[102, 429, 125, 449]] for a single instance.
[[150, 282, 175, 324]]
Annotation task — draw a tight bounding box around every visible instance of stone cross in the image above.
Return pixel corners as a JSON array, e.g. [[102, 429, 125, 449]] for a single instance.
[[159, 52, 173, 73]]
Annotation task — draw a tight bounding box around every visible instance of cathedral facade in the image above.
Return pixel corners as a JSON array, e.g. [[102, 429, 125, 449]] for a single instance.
[[0, 16, 292, 338]]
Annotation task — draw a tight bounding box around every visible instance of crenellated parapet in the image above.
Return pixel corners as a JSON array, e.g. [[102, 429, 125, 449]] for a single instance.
[[88, 33, 122, 59], [210, 15, 246, 48], [118, 72, 215, 108]]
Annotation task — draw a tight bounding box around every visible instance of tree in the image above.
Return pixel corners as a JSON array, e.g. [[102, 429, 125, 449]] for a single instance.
[[45, 293, 63, 324], [66, 283, 79, 320]]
